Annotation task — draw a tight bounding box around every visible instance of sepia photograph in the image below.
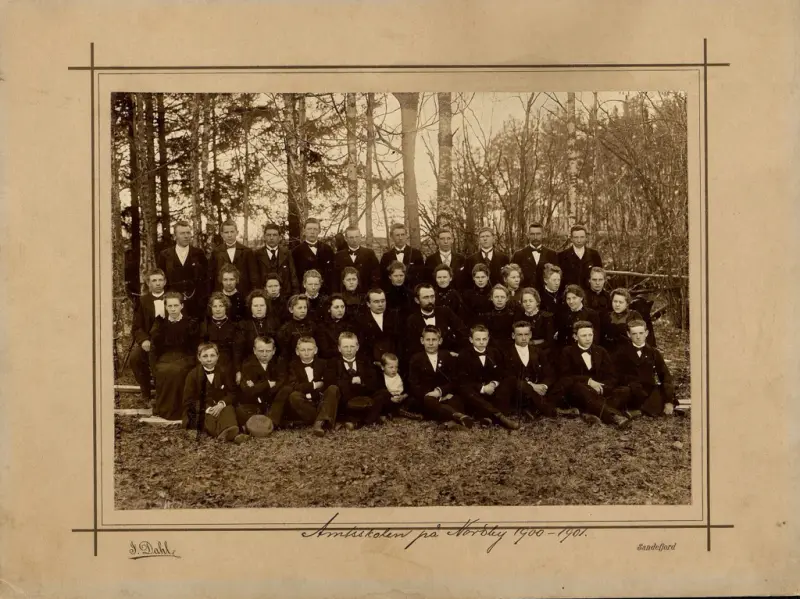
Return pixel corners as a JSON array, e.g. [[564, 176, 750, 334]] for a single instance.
[[110, 90, 691, 510]]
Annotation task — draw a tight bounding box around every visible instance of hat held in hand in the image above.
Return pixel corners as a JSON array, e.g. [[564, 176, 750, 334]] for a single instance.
[[246, 415, 274, 437]]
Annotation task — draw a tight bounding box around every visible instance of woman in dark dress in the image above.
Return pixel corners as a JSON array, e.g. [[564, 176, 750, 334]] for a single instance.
[[383, 261, 413, 320], [340, 266, 365, 315], [235, 289, 280, 370], [200, 292, 238, 378], [539, 263, 563, 314], [554, 284, 600, 347], [150, 291, 199, 421], [317, 294, 358, 359], [432, 263, 465, 315], [463, 263, 493, 326], [480, 284, 521, 349], [518, 287, 555, 350], [501, 263, 525, 307], [600, 287, 643, 354]]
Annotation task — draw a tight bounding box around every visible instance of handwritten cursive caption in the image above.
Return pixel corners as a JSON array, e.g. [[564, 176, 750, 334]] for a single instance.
[[301, 514, 588, 554], [128, 541, 181, 560]]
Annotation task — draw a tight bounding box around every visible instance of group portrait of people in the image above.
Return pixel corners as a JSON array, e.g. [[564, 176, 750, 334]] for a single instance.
[[127, 217, 677, 443]]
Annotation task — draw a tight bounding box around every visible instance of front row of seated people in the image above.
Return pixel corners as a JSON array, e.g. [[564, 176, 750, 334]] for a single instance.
[[142, 297, 675, 443]]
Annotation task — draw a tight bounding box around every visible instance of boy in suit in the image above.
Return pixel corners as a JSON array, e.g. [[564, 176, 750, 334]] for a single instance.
[[130, 268, 167, 401], [208, 219, 259, 298], [379, 223, 426, 290], [333, 226, 380, 292], [557, 225, 603, 290], [585, 267, 611, 316], [615, 320, 675, 417], [408, 326, 474, 430], [466, 227, 510, 286], [218, 264, 247, 322], [557, 321, 631, 429], [237, 336, 287, 431], [405, 283, 468, 358], [512, 222, 559, 293], [157, 220, 208, 319], [457, 325, 519, 429], [425, 228, 468, 290], [292, 218, 336, 293], [325, 332, 385, 429], [277, 337, 341, 437], [256, 222, 299, 295], [182, 342, 243, 442]]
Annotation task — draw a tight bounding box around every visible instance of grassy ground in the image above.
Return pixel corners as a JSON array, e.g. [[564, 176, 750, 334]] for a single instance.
[[114, 321, 691, 508]]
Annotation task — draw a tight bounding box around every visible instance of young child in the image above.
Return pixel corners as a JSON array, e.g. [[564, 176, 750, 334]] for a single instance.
[[150, 292, 199, 421], [481, 284, 521, 349], [383, 261, 413, 320], [238, 335, 287, 432], [278, 337, 340, 437], [585, 266, 611, 316], [325, 331, 384, 429], [182, 342, 243, 442], [615, 319, 675, 417], [218, 264, 247, 322], [277, 294, 319, 357], [340, 267, 364, 313], [557, 320, 631, 429], [600, 287, 643, 354], [264, 272, 288, 325], [518, 287, 555, 350], [501, 263, 525, 306], [200, 292, 238, 376], [463, 263, 493, 324], [375, 352, 422, 420], [130, 268, 167, 401], [408, 326, 474, 430], [234, 290, 280, 372], [432, 263, 465, 315], [302, 269, 327, 321], [539, 263, 563, 314], [555, 284, 600, 347], [457, 325, 519, 429]]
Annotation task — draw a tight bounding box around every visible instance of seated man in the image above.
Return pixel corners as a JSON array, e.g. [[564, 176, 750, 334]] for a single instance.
[[404, 283, 468, 358], [277, 337, 340, 437], [408, 326, 474, 430], [615, 319, 675, 417], [456, 325, 519, 430], [502, 321, 566, 419], [237, 336, 287, 432], [182, 342, 242, 442], [355, 288, 403, 366], [557, 321, 631, 429], [325, 332, 385, 429], [130, 268, 167, 402]]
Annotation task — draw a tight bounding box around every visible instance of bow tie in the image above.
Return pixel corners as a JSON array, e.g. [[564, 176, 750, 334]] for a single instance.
[[531, 246, 542, 252], [307, 242, 317, 247], [580, 349, 591, 354]]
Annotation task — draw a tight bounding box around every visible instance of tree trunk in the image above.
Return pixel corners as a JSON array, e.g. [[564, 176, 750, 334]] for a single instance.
[[189, 95, 203, 235], [156, 93, 171, 245], [111, 119, 126, 363], [298, 95, 308, 225], [201, 95, 213, 239], [211, 95, 222, 226], [136, 93, 158, 272], [374, 149, 391, 242], [589, 91, 599, 232], [242, 113, 251, 244], [283, 93, 303, 241], [393, 92, 421, 246], [566, 92, 578, 227], [127, 94, 141, 294], [365, 93, 375, 245], [437, 92, 453, 226], [346, 93, 359, 227]]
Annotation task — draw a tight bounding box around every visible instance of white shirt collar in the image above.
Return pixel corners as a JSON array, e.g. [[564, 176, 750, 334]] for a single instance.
[[633, 343, 647, 349], [572, 246, 586, 258], [168, 314, 183, 323], [426, 352, 439, 369]]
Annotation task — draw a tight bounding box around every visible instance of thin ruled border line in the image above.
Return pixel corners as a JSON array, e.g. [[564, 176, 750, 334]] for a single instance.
[[68, 62, 730, 71], [703, 38, 712, 552], [89, 42, 98, 559]]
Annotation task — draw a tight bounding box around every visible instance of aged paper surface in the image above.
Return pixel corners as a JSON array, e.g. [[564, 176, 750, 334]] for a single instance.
[[0, 0, 797, 597]]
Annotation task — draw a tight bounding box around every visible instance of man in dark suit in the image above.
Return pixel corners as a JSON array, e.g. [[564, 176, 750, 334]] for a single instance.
[[182, 342, 240, 441], [615, 319, 675, 417], [157, 220, 209, 319], [333, 226, 380, 292], [503, 320, 564, 418], [208, 219, 259, 297], [466, 227, 510, 286], [255, 222, 299, 295], [557, 225, 603, 290], [354, 289, 403, 364], [379, 223, 426, 291], [425, 228, 469, 290], [456, 325, 519, 429], [291, 218, 336, 293], [237, 336, 287, 429], [404, 283, 468, 357], [130, 268, 167, 401], [408, 326, 474, 430], [325, 332, 385, 428], [512, 222, 559, 292], [276, 337, 340, 436], [557, 320, 631, 428]]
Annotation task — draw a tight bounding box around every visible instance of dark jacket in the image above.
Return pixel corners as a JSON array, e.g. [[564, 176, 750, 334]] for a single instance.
[[558, 343, 617, 389], [503, 343, 554, 386], [456, 346, 507, 394], [404, 307, 468, 355], [284, 357, 335, 400], [465, 248, 510, 286], [150, 317, 199, 360], [615, 343, 674, 402], [408, 350, 459, 399], [333, 247, 380, 292], [208, 242, 259, 296], [157, 246, 209, 315], [354, 310, 403, 363], [292, 240, 336, 293], [238, 354, 287, 406], [425, 251, 469, 290], [182, 364, 237, 428], [255, 245, 299, 296], [557, 246, 603, 289], [511, 245, 559, 292], [325, 356, 380, 401], [379, 246, 426, 290], [132, 293, 165, 345]]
